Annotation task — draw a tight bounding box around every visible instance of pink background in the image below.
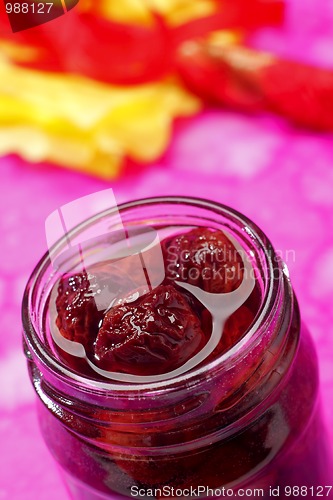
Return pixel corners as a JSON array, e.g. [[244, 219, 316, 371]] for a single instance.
[[1, 1, 333, 497]]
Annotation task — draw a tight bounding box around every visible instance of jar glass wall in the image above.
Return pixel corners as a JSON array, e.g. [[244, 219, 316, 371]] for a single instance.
[[22, 197, 333, 499]]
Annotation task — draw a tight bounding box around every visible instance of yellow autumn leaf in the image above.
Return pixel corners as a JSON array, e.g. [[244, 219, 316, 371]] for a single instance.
[[91, 0, 217, 26], [0, 61, 200, 178]]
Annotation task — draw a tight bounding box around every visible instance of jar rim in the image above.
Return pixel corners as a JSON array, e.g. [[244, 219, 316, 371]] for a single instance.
[[22, 195, 285, 395]]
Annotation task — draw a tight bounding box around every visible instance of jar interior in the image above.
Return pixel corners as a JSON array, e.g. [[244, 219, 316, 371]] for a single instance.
[[29, 198, 272, 387]]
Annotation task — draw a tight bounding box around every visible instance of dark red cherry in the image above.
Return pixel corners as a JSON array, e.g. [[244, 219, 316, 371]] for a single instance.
[[55, 262, 137, 356], [163, 228, 243, 293], [55, 272, 103, 356], [94, 284, 206, 376]]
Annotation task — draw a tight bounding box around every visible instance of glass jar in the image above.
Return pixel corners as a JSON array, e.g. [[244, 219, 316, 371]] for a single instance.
[[22, 197, 332, 500]]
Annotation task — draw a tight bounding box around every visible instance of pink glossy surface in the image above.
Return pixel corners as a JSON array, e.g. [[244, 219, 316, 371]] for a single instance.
[[1, 3, 333, 497]]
